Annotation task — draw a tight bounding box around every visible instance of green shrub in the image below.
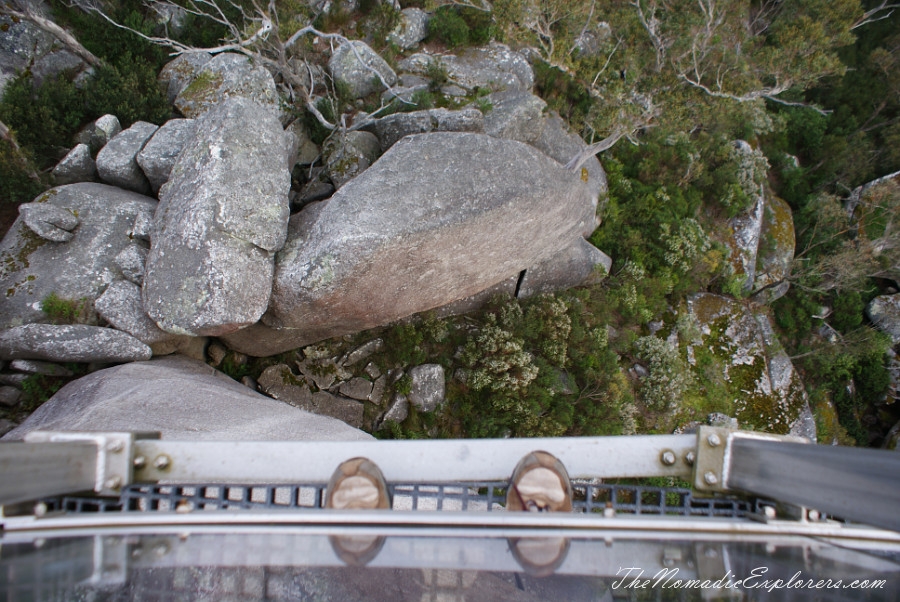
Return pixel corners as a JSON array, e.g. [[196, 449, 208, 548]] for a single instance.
[[831, 290, 864, 333], [458, 7, 494, 45], [0, 73, 86, 166], [41, 292, 90, 324], [426, 58, 449, 93], [633, 335, 694, 412], [383, 322, 427, 366], [395, 373, 412, 395], [533, 61, 592, 130], [49, 0, 167, 67], [459, 315, 538, 392], [428, 6, 470, 48], [0, 139, 44, 205], [82, 59, 170, 127]]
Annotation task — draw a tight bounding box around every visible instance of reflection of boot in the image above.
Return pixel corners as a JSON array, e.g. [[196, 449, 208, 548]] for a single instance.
[[506, 451, 572, 577], [508, 536, 571, 577], [329, 533, 386, 567], [506, 451, 573, 512], [325, 457, 391, 566]]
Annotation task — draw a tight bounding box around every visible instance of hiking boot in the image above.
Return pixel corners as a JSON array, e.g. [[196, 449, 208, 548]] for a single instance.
[[324, 457, 391, 510], [325, 458, 390, 566], [506, 451, 573, 512]]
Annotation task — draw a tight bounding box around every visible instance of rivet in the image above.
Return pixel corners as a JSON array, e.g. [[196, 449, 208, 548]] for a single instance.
[[763, 505, 776, 518], [133, 455, 146, 469], [33, 502, 48, 517], [153, 455, 171, 470], [684, 451, 695, 466], [660, 450, 676, 466], [104, 476, 122, 490], [808, 509, 820, 521], [106, 440, 124, 453], [703, 471, 718, 485], [707, 433, 721, 447]]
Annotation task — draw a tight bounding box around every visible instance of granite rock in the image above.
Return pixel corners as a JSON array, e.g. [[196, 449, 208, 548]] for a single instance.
[[136, 118, 198, 193], [96, 121, 159, 194], [0, 324, 152, 363], [0, 183, 158, 330], [2, 355, 373, 441], [52, 143, 96, 185], [143, 97, 293, 336]]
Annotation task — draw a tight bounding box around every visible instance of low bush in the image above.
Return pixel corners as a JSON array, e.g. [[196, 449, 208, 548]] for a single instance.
[[428, 6, 470, 48], [41, 292, 91, 324]]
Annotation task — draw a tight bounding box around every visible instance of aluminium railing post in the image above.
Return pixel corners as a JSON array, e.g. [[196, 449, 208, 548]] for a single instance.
[[726, 437, 900, 532], [693, 427, 900, 532], [0, 441, 99, 507]]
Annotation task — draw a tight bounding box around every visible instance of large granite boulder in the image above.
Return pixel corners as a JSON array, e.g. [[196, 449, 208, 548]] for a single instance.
[[1, 355, 373, 441], [95, 280, 195, 355], [371, 107, 484, 151], [328, 40, 398, 99], [0, 4, 87, 94], [398, 43, 533, 93], [136, 118, 198, 193], [482, 90, 547, 144], [729, 194, 764, 292], [408, 364, 445, 412], [143, 97, 293, 336], [753, 195, 795, 292], [723, 140, 794, 299], [158, 52, 213, 104], [389, 8, 430, 49], [676, 293, 813, 438], [52, 143, 96, 185], [322, 130, 381, 189], [0, 324, 152, 363], [73, 114, 122, 153], [0, 183, 158, 330], [530, 112, 605, 239], [867, 294, 900, 344], [518, 238, 611, 299], [96, 121, 159, 194], [1, 8, 54, 94], [173, 52, 280, 119], [223, 132, 596, 356], [18, 201, 78, 242]]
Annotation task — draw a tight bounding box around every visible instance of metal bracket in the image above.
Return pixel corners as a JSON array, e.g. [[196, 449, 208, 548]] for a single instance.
[[22, 431, 156, 497], [693, 427, 806, 495]]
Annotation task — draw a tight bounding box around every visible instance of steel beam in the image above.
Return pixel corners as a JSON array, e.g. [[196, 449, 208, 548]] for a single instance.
[[132, 435, 696, 484], [726, 437, 900, 532], [0, 441, 98, 506]]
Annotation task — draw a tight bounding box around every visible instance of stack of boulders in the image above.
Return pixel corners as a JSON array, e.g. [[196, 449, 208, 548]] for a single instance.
[[0, 38, 611, 435], [726, 142, 796, 304], [659, 294, 815, 439]]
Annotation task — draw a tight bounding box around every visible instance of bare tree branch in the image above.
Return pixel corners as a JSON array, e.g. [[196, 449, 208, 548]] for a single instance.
[[565, 128, 628, 171], [630, 0, 669, 72], [70, 0, 414, 139], [852, 0, 900, 30], [677, 73, 830, 115], [0, 119, 42, 183], [0, 1, 102, 67]]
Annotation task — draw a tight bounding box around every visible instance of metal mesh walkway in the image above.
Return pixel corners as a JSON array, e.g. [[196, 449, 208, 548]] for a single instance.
[[45, 481, 755, 518]]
